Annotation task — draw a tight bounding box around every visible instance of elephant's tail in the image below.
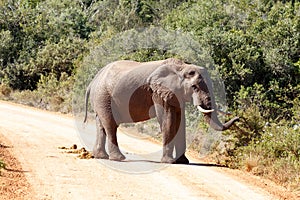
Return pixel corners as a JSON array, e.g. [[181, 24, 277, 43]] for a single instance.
[[83, 84, 91, 123]]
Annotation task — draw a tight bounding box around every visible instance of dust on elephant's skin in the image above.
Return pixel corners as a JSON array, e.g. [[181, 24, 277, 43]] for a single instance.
[[84, 58, 239, 164]]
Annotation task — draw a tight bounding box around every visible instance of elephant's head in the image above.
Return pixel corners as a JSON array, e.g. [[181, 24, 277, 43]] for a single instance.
[[147, 58, 239, 131]]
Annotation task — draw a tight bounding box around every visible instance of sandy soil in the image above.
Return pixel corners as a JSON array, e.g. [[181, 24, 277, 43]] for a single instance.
[[0, 100, 295, 199], [0, 134, 33, 200]]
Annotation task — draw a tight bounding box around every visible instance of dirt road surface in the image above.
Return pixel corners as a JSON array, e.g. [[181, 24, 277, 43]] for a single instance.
[[0, 101, 276, 199]]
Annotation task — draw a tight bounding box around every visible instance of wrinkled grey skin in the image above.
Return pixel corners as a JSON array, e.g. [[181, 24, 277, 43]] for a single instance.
[[84, 58, 239, 164]]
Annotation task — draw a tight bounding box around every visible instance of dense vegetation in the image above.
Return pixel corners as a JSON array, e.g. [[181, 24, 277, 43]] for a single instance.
[[0, 0, 299, 191]]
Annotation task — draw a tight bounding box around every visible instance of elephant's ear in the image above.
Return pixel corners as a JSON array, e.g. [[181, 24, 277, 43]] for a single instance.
[[147, 64, 183, 106]]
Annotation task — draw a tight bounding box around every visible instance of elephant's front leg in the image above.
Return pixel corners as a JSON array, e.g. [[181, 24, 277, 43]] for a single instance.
[[95, 112, 125, 161], [161, 105, 177, 164], [174, 110, 189, 164]]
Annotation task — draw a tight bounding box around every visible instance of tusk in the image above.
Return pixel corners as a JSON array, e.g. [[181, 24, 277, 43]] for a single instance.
[[217, 110, 232, 115], [197, 106, 214, 113]]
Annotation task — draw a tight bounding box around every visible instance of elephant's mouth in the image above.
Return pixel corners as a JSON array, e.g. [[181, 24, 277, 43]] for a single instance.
[[192, 93, 214, 114]]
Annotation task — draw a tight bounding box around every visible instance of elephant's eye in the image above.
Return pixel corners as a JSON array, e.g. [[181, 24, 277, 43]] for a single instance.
[[188, 71, 195, 76]]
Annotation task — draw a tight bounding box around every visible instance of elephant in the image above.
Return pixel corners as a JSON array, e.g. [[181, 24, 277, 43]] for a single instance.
[[84, 58, 239, 164]]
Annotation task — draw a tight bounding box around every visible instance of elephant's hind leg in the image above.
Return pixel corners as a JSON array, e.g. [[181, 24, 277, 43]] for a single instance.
[[93, 115, 109, 159], [106, 123, 126, 161], [95, 99, 125, 161]]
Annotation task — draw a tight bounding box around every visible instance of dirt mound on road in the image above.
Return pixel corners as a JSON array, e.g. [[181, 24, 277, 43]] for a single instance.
[[58, 144, 94, 159]]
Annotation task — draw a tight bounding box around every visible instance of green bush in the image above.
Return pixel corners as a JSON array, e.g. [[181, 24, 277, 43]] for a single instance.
[[0, 0, 89, 90], [232, 121, 300, 190], [28, 37, 87, 79], [163, 0, 300, 117], [6, 72, 74, 113], [217, 94, 300, 190], [35, 72, 74, 113]]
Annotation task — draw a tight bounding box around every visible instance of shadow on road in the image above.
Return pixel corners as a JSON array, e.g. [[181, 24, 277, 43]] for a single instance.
[[187, 162, 225, 168], [0, 144, 11, 148], [4, 167, 31, 173], [120, 159, 225, 168]]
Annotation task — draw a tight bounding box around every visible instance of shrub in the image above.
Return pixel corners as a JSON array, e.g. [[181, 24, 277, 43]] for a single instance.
[[218, 97, 300, 191], [35, 72, 74, 113], [0, 83, 12, 97], [233, 121, 300, 190], [9, 89, 40, 107], [163, 0, 300, 115], [6, 72, 74, 113]]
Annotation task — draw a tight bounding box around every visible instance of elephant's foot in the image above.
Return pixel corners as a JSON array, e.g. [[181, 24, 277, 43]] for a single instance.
[[109, 152, 126, 161], [161, 156, 176, 164], [93, 150, 109, 159], [175, 154, 189, 164]]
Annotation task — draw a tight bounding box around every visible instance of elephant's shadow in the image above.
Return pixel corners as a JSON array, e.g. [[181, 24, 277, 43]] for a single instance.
[[120, 159, 224, 167], [187, 162, 224, 167]]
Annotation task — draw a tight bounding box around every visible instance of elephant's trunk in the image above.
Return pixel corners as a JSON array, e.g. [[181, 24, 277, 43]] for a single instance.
[[193, 69, 239, 131], [204, 111, 239, 131]]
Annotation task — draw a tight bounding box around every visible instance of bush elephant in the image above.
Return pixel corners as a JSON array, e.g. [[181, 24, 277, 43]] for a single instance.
[[84, 58, 239, 164]]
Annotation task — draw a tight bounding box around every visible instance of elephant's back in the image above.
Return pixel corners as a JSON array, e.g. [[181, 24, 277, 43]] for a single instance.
[[91, 59, 164, 96], [105, 60, 161, 86], [109, 60, 163, 75]]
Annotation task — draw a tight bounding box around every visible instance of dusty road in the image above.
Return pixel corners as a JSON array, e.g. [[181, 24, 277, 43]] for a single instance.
[[0, 101, 274, 199]]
